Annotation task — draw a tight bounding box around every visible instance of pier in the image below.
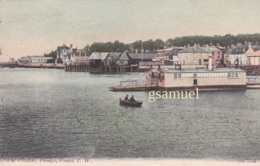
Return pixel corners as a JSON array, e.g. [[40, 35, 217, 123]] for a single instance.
[[101, 66, 138, 74], [0, 62, 18, 68], [88, 66, 138, 74], [65, 64, 89, 72]]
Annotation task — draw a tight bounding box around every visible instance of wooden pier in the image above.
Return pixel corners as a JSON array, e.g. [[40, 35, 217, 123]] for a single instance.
[[65, 64, 89, 72], [101, 66, 138, 74], [88, 66, 138, 74]]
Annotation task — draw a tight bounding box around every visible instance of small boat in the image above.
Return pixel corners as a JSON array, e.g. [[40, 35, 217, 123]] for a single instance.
[[119, 98, 142, 107]]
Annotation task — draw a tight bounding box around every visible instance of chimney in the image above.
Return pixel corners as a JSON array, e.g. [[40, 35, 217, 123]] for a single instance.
[[208, 56, 212, 70], [248, 42, 252, 48], [193, 43, 197, 49], [206, 44, 209, 50], [70, 44, 73, 48]]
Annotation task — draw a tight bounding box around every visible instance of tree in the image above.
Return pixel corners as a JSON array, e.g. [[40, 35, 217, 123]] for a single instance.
[[154, 39, 165, 49], [132, 40, 142, 50], [165, 38, 174, 47], [83, 45, 90, 52]]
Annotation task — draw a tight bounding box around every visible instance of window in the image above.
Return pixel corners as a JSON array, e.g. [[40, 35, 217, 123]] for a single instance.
[[193, 79, 197, 85], [193, 73, 197, 78], [228, 72, 238, 78], [174, 73, 182, 79]]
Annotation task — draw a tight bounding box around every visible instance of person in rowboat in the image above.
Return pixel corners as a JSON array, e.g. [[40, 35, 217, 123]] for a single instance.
[[130, 95, 136, 102], [125, 94, 129, 100]]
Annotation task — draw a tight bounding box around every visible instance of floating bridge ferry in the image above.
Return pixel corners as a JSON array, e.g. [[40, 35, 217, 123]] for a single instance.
[[111, 66, 247, 91], [145, 66, 247, 91]]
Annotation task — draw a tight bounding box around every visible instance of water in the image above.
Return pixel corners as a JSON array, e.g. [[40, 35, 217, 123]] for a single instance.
[[0, 68, 259, 160]]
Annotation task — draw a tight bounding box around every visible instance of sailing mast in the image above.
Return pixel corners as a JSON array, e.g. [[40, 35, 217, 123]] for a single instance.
[[141, 40, 143, 61]]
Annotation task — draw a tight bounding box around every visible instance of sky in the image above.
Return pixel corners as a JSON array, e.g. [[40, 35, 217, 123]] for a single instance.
[[0, 0, 260, 58]]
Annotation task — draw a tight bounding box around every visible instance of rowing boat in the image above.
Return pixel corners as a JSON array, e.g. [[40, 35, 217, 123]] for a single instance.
[[119, 98, 142, 107]]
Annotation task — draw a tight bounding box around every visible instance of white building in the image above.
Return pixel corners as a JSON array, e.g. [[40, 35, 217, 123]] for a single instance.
[[224, 45, 249, 66], [56, 44, 77, 64], [18, 56, 53, 64], [246, 43, 260, 65]]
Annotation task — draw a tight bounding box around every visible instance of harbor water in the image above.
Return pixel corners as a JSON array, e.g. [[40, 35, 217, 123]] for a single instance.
[[0, 68, 259, 160]]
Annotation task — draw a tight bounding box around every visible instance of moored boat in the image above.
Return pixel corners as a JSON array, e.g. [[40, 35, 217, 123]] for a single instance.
[[119, 98, 142, 107]]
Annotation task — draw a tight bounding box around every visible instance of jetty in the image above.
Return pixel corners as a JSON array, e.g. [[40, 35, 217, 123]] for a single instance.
[[65, 64, 89, 72], [0, 62, 18, 68]]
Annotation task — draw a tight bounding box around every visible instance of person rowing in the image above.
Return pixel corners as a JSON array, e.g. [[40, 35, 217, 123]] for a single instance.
[[130, 95, 136, 102], [125, 94, 129, 100]]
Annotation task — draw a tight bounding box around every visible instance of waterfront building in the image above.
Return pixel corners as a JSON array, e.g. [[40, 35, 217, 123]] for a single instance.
[[178, 44, 212, 69], [17, 56, 30, 64], [115, 51, 130, 66], [155, 47, 183, 66], [89, 52, 110, 68], [104, 53, 121, 66], [203, 45, 222, 67], [18, 56, 53, 64], [246, 43, 260, 65], [223, 44, 249, 66], [56, 44, 77, 64], [128, 53, 157, 64]]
